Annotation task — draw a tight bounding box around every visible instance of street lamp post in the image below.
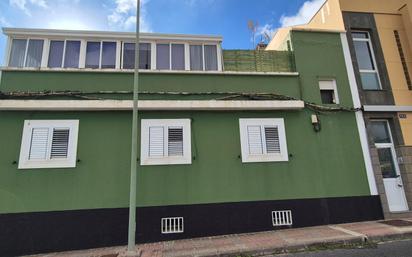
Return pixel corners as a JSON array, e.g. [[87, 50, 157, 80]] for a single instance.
[[127, 0, 141, 254]]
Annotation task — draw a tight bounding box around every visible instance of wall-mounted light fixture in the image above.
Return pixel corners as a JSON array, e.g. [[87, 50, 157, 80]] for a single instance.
[[311, 114, 321, 132]]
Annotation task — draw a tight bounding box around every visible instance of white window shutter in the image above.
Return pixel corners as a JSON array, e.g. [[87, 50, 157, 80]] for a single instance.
[[168, 127, 184, 156], [29, 128, 50, 160], [149, 126, 164, 157], [264, 126, 281, 154], [50, 128, 70, 159], [247, 125, 264, 155]]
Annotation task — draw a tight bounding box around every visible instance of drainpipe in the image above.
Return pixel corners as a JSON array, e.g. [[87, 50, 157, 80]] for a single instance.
[[127, 0, 141, 254]]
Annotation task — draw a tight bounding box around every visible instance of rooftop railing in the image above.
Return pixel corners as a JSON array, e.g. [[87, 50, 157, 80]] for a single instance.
[[223, 50, 295, 73]]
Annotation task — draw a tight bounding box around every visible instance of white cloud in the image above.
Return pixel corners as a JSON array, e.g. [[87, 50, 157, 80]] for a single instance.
[[256, 24, 276, 43], [107, 0, 152, 32], [0, 16, 11, 27], [9, 0, 48, 16], [280, 0, 325, 27]]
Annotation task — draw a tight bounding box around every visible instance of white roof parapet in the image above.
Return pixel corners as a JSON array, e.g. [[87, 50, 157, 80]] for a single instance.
[[2, 27, 223, 42], [0, 100, 305, 111]]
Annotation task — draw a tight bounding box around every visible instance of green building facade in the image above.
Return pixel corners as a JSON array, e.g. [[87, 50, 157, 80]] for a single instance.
[[0, 28, 383, 256]]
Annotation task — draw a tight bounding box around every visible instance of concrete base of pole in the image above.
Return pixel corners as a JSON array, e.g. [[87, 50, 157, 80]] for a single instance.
[[118, 248, 141, 257]]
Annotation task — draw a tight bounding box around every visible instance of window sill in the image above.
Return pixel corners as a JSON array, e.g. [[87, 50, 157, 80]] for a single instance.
[[140, 157, 192, 166], [241, 155, 289, 163], [18, 160, 76, 169]]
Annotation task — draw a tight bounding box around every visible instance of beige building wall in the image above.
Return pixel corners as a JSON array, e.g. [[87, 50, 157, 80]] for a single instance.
[[267, 0, 345, 51], [340, 0, 408, 13]]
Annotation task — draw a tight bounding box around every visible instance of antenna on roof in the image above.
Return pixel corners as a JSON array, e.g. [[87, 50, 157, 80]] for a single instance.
[[247, 20, 258, 49]]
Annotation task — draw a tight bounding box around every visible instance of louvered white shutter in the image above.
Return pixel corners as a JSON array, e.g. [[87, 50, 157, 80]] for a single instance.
[[168, 127, 184, 156], [264, 126, 280, 154], [149, 126, 164, 157], [247, 125, 263, 155], [50, 128, 70, 159], [29, 128, 50, 160]]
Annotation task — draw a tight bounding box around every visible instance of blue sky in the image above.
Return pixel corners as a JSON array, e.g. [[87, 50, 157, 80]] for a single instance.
[[0, 0, 325, 63]]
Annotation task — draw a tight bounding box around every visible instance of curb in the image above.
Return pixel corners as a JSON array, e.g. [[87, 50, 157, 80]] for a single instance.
[[367, 230, 412, 243], [191, 236, 365, 257]]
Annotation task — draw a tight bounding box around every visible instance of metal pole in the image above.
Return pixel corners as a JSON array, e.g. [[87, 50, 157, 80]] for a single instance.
[[127, 0, 140, 253]]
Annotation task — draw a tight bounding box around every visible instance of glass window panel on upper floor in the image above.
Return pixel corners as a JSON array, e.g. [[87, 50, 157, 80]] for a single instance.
[[204, 45, 218, 71], [85, 42, 101, 69], [64, 40, 81, 68], [122, 43, 151, 69], [101, 42, 116, 69], [48, 40, 64, 68], [190, 45, 203, 71], [123, 43, 135, 69], [360, 72, 381, 90], [171, 44, 185, 70], [353, 40, 375, 71], [156, 44, 170, 70], [370, 121, 392, 144], [9, 39, 27, 67], [352, 32, 369, 39], [139, 43, 151, 69], [25, 39, 43, 68]]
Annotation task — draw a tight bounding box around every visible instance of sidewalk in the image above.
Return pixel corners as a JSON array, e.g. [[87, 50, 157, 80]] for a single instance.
[[29, 218, 412, 257]]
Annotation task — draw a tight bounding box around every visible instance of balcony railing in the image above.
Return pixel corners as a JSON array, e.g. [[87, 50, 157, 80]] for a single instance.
[[223, 50, 295, 73]]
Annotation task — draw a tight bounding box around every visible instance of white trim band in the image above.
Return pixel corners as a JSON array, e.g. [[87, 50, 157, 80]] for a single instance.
[[340, 32, 378, 196], [363, 105, 412, 112], [0, 67, 299, 76], [0, 100, 305, 111]]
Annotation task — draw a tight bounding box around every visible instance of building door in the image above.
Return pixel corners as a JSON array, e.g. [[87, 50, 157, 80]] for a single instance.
[[370, 120, 409, 212]]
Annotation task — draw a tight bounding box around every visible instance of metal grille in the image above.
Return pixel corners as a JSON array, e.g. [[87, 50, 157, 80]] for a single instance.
[[29, 128, 49, 160], [161, 217, 184, 234], [168, 127, 183, 156], [265, 126, 280, 154], [149, 126, 164, 157], [272, 210, 293, 226], [50, 128, 70, 159], [247, 125, 263, 155]]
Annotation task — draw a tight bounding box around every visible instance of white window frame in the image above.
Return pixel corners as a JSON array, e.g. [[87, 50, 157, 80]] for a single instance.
[[46, 39, 84, 69], [18, 120, 79, 169], [239, 118, 288, 163], [352, 31, 382, 90], [155, 42, 187, 71], [85, 40, 118, 69], [120, 41, 153, 70], [188, 43, 220, 71], [8, 37, 46, 68], [141, 119, 191, 166], [319, 79, 340, 104]]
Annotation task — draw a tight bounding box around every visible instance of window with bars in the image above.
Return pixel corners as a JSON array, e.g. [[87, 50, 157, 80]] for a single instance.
[[141, 119, 191, 165], [239, 119, 288, 163], [161, 217, 184, 234], [272, 210, 293, 226], [19, 120, 79, 169]]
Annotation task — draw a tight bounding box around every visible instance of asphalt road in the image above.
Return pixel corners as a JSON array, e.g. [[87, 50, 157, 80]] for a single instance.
[[278, 239, 412, 257]]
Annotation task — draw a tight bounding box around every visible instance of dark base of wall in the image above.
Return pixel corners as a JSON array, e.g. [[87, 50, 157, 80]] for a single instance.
[[0, 196, 383, 257]]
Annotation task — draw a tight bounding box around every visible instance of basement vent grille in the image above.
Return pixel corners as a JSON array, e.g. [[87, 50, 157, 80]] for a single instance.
[[161, 217, 184, 234], [272, 210, 293, 226]]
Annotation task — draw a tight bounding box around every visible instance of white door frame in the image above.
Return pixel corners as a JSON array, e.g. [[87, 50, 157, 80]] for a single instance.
[[373, 120, 409, 212]]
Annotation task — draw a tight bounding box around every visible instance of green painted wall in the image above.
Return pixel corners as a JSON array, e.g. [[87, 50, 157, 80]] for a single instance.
[[0, 71, 301, 99], [291, 31, 354, 107], [0, 110, 369, 214], [0, 31, 371, 214]]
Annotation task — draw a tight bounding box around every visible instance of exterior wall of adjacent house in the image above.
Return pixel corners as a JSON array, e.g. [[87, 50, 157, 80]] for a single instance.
[[267, 0, 412, 219], [0, 31, 383, 256]]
